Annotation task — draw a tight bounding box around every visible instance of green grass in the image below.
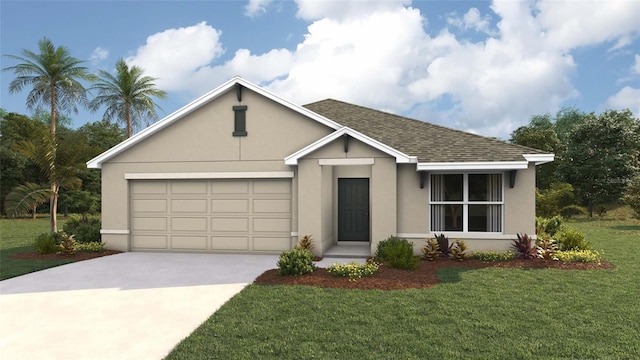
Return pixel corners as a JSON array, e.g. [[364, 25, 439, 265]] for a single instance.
[[167, 213, 640, 359], [0, 217, 72, 280]]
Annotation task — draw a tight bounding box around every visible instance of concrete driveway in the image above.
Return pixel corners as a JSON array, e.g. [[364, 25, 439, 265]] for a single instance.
[[0, 252, 283, 360]]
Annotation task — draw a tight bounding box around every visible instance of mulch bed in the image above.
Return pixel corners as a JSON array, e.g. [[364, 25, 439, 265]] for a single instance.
[[11, 250, 122, 261], [254, 258, 615, 290]]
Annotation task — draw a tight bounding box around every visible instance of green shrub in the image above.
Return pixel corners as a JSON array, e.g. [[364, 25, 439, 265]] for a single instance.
[[560, 204, 589, 218], [421, 237, 440, 261], [535, 216, 563, 236], [469, 251, 515, 261], [555, 250, 602, 264], [554, 228, 590, 251], [449, 240, 467, 262], [277, 248, 316, 276], [377, 236, 419, 270], [34, 232, 59, 254], [58, 232, 77, 255], [76, 241, 106, 252], [327, 259, 379, 281], [62, 215, 101, 243]]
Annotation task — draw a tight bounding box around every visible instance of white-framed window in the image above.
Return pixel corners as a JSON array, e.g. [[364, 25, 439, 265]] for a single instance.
[[430, 173, 503, 233]]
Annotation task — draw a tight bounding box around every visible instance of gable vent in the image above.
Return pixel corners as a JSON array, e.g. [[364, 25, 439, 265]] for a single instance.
[[233, 105, 248, 136]]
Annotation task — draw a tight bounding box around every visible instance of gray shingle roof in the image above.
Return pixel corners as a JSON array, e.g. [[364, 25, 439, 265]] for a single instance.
[[303, 99, 548, 163]]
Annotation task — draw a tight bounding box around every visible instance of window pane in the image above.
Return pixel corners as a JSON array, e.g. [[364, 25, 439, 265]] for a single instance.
[[469, 174, 502, 202], [431, 204, 463, 231], [431, 174, 463, 201], [468, 204, 502, 232]]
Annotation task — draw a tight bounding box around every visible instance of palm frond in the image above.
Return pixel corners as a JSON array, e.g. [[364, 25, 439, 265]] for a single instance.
[[4, 183, 54, 218]]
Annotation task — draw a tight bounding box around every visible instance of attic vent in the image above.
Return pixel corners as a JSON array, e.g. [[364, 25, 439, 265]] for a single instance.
[[232, 105, 248, 136]]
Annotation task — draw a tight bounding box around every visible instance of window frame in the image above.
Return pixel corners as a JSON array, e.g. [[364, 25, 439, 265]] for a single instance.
[[428, 172, 505, 234]]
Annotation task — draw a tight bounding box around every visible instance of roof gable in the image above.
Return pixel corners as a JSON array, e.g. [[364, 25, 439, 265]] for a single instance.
[[87, 77, 341, 169]]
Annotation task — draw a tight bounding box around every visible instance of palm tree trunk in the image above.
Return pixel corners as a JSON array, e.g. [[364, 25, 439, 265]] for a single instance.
[[50, 184, 58, 232], [126, 105, 132, 138], [49, 86, 57, 232]]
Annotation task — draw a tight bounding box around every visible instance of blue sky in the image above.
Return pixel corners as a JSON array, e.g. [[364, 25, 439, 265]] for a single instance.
[[1, 0, 639, 139]]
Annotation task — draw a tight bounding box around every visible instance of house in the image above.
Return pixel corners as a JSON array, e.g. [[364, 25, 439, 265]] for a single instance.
[[87, 77, 553, 257]]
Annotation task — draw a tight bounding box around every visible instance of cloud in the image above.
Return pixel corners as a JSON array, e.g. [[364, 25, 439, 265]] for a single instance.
[[89, 47, 109, 64], [245, 0, 271, 17], [126, 22, 225, 92], [294, 0, 411, 21], [605, 86, 640, 116], [447, 8, 494, 34]]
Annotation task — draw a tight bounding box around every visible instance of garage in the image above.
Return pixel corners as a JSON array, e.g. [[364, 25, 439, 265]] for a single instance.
[[130, 179, 292, 253]]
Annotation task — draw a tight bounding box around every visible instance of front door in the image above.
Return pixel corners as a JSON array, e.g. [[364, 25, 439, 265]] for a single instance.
[[338, 178, 370, 241]]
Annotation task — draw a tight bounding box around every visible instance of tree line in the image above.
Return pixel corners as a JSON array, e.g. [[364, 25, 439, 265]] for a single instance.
[[2, 37, 166, 232], [510, 107, 640, 218]]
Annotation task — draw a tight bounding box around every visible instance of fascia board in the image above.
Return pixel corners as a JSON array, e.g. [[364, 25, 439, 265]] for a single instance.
[[416, 161, 530, 171]]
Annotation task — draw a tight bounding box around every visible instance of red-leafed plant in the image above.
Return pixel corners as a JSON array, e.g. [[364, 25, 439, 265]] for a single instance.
[[511, 233, 537, 259]]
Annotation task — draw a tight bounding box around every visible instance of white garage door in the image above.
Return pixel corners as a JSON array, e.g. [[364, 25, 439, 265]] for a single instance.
[[130, 179, 292, 253]]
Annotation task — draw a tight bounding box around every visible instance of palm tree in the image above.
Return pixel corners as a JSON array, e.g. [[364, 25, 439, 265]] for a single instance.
[[3, 37, 95, 137], [89, 58, 167, 137], [3, 37, 94, 232]]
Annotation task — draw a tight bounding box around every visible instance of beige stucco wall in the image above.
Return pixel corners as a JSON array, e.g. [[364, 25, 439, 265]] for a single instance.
[[100, 87, 333, 252], [504, 164, 536, 236]]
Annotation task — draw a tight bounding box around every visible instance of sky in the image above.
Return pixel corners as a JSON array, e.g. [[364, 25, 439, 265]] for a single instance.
[[1, 0, 639, 139]]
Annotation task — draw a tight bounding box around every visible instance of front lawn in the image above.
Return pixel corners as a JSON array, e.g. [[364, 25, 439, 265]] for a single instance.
[[167, 217, 640, 359], [0, 218, 72, 280]]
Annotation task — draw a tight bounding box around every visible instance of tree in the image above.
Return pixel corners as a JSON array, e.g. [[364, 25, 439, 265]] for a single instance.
[[89, 58, 167, 137], [3, 37, 95, 232], [510, 114, 561, 189], [558, 109, 640, 216], [624, 175, 640, 219]]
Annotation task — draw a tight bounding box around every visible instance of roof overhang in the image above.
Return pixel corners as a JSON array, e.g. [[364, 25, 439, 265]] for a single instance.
[[285, 126, 418, 165], [416, 161, 530, 171], [523, 153, 555, 165], [87, 76, 342, 169]]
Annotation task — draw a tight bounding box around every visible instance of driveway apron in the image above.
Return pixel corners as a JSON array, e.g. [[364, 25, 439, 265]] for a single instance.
[[0, 252, 280, 360]]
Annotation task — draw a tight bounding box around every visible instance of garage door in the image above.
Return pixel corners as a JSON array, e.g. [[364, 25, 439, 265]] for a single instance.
[[130, 179, 292, 252]]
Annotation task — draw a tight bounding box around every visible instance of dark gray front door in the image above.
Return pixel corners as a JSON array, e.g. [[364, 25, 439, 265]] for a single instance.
[[338, 178, 370, 241]]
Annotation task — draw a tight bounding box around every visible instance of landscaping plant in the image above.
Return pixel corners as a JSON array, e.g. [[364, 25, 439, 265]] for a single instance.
[[327, 259, 379, 281], [296, 235, 314, 251], [34, 232, 59, 255], [376, 236, 419, 270], [58, 232, 77, 255], [449, 239, 467, 261], [62, 215, 101, 243], [434, 233, 452, 257], [421, 237, 440, 261], [554, 228, 590, 251], [469, 251, 515, 261], [277, 247, 316, 276], [536, 235, 558, 260], [511, 233, 537, 259]]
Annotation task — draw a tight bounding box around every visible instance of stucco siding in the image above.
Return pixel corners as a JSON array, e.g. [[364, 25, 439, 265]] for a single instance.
[[370, 157, 397, 255], [504, 164, 536, 235], [397, 165, 428, 235]]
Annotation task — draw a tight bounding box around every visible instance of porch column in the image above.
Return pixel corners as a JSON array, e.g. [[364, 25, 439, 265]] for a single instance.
[[370, 157, 397, 256], [297, 159, 324, 256]]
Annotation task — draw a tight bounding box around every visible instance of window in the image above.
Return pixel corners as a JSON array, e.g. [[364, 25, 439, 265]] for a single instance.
[[232, 105, 247, 136], [430, 173, 503, 232]]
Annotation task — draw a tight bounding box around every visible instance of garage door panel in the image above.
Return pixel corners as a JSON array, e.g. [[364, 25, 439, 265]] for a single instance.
[[171, 236, 207, 250], [133, 217, 167, 231], [253, 218, 291, 232], [211, 181, 249, 194], [211, 236, 250, 251], [253, 199, 290, 213], [132, 235, 167, 249], [253, 180, 290, 194], [132, 199, 167, 213], [171, 199, 207, 213], [211, 218, 249, 232], [171, 217, 207, 231], [171, 181, 207, 194], [211, 199, 249, 213], [253, 236, 290, 251], [132, 181, 167, 194]]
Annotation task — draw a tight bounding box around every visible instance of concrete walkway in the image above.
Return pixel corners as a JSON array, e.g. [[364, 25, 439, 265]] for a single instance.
[[0, 252, 363, 360]]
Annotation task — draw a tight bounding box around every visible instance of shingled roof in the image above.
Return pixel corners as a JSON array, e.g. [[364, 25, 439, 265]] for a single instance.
[[303, 99, 548, 163]]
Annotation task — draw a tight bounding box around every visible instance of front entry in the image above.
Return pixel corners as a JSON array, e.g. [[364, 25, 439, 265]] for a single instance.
[[338, 178, 370, 241]]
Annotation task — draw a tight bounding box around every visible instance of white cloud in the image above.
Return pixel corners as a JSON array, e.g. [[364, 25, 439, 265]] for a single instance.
[[447, 8, 494, 34], [89, 46, 108, 64], [126, 22, 225, 92], [295, 0, 411, 21], [605, 86, 640, 116], [245, 0, 271, 17]]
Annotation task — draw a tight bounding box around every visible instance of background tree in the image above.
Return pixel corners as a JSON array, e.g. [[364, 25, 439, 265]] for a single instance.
[[3, 37, 94, 232], [558, 109, 640, 216], [89, 58, 167, 137]]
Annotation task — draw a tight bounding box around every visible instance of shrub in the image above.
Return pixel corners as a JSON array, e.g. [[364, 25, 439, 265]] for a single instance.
[[277, 247, 316, 276], [536, 235, 558, 261], [296, 235, 314, 251], [554, 228, 590, 251], [76, 241, 106, 252], [58, 232, 77, 255], [559, 204, 589, 218], [34, 233, 59, 255], [535, 216, 563, 236], [449, 240, 467, 262], [327, 259, 379, 281], [421, 238, 440, 261], [62, 215, 101, 243], [511, 233, 537, 259], [376, 236, 419, 270], [434, 233, 452, 257], [469, 251, 515, 261], [555, 250, 602, 264]]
